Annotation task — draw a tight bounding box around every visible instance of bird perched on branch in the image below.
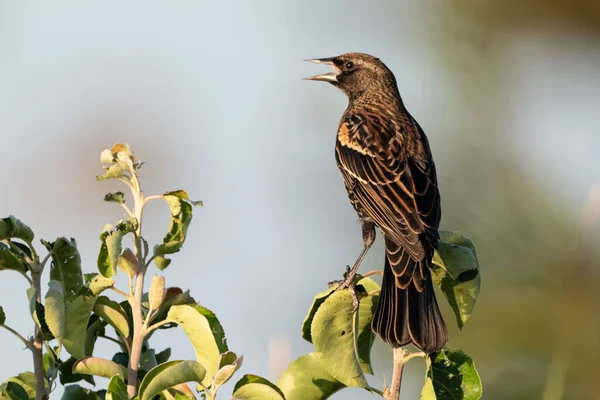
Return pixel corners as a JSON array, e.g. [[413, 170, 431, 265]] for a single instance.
[[305, 53, 447, 353]]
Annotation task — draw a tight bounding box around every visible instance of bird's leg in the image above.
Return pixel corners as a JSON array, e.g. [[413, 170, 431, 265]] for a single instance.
[[329, 221, 376, 311]]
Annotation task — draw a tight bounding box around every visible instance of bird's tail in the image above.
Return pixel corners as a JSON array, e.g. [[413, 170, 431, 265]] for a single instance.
[[372, 254, 448, 354]]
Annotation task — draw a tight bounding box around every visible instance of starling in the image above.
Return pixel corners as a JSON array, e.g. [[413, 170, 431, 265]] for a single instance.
[[305, 53, 448, 353]]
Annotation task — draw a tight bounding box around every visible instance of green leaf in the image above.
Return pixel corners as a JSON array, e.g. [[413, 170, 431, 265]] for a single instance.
[[117, 248, 138, 278], [72, 357, 127, 380], [45, 280, 65, 343], [140, 349, 158, 372], [3, 381, 29, 400], [232, 375, 285, 400], [59, 357, 95, 386], [26, 288, 52, 340], [48, 238, 84, 297], [155, 348, 171, 364], [0, 306, 5, 325], [61, 385, 101, 400], [302, 275, 378, 345], [111, 353, 129, 369], [106, 376, 128, 400], [166, 304, 227, 387], [311, 290, 368, 388], [432, 230, 481, 329], [154, 255, 171, 271], [138, 360, 206, 400], [0, 244, 27, 273], [0, 216, 34, 242], [94, 296, 130, 339], [302, 287, 335, 343], [212, 352, 243, 393], [277, 352, 344, 400], [164, 384, 195, 399], [421, 348, 482, 400], [96, 165, 124, 181], [153, 190, 197, 268], [148, 275, 166, 312], [104, 192, 125, 204], [355, 286, 378, 375], [3, 372, 37, 400], [85, 316, 106, 357], [97, 221, 135, 278], [64, 293, 98, 359], [87, 274, 115, 296]]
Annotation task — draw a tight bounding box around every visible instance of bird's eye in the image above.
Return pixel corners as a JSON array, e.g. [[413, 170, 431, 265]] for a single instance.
[[345, 61, 355, 70]]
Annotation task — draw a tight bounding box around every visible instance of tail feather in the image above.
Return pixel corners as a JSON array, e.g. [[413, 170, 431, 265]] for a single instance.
[[372, 256, 448, 353]]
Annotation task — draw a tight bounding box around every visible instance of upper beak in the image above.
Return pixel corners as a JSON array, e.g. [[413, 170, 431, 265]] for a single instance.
[[304, 57, 339, 82]]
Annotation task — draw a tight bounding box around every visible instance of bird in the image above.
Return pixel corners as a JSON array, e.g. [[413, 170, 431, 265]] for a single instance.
[[304, 53, 448, 354]]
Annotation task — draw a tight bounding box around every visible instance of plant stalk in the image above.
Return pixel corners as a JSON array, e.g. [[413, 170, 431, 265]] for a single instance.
[[31, 270, 48, 400], [386, 348, 406, 400], [127, 181, 146, 398]]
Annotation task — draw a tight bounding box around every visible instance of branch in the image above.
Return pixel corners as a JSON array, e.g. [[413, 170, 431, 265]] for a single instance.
[[109, 286, 129, 299], [30, 269, 48, 400], [385, 348, 407, 400], [126, 169, 148, 398], [0, 324, 32, 350]]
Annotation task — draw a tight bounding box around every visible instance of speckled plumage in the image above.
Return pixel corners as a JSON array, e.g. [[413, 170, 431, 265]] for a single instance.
[[308, 53, 448, 353]]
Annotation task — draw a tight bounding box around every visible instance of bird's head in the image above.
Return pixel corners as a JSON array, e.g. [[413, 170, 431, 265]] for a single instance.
[[304, 53, 397, 99]]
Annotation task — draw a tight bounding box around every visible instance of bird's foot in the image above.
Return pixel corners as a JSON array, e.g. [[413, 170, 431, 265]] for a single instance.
[[328, 265, 360, 312]]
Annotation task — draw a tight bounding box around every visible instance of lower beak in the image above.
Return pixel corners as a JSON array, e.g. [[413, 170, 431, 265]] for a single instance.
[[304, 57, 339, 82]]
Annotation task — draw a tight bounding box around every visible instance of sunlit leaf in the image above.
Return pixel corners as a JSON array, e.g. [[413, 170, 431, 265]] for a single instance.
[[212, 352, 243, 393], [3, 372, 37, 400], [98, 221, 135, 278], [148, 275, 166, 312], [64, 293, 97, 359], [311, 290, 368, 388], [138, 360, 206, 400], [355, 279, 379, 375], [96, 165, 124, 181], [45, 280, 65, 343], [432, 230, 481, 329], [166, 304, 227, 387], [105, 376, 128, 400], [232, 375, 285, 400], [117, 248, 138, 278], [277, 352, 345, 400], [164, 383, 195, 399], [153, 190, 198, 269], [58, 357, 95, 386], [302, 287, 335, 343], [73, 357, 127, 380], [47, 237, 84, 298], [87, 274, 115, 296], [420, 348, 482, 400], [94, 296, 130, 339]]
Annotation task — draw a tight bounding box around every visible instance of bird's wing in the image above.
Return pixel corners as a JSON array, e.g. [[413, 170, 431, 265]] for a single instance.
[[335, 112, 441, 264]]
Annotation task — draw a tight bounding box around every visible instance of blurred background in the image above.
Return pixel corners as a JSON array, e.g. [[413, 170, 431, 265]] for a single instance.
[[1, 1, 599, 399]]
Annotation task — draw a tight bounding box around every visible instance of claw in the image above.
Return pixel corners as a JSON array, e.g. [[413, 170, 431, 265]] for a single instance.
[[328, 265, 360, 313]]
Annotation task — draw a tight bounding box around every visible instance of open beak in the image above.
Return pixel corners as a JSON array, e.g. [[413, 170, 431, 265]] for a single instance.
[[304, 57, 340, 82]]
